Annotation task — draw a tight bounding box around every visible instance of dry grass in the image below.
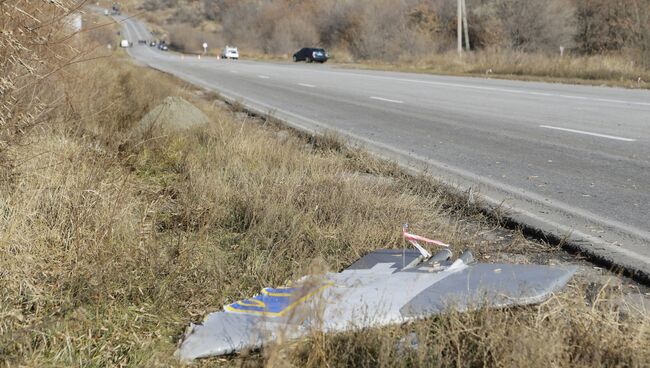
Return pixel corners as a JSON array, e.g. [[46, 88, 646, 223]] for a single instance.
[[339, 49, 650, 89], [278, 285, 649, 368], [0, 55, 464, 366], [1, 3, 649, 367]]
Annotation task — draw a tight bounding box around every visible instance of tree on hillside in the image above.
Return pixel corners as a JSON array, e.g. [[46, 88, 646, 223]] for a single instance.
[[573, 0, 641, 53], [486, 0, 576, 52], [142, 0, 177, 11], [158, 0, 649, 65], [426, 0, 575, 52]]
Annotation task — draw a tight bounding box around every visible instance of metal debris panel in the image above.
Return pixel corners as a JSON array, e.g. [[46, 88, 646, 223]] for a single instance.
[[177, 248, 576, 361]]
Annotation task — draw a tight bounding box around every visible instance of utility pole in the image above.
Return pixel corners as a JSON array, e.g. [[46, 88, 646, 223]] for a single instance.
[[457, 0, 462, 56], [461, 0, 470, 51]]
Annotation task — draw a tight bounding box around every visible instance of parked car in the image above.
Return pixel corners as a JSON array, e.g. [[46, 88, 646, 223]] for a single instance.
[[120, 39, 131, 48], [293, 48, 328, 63], [149, 40, 157, 47], [111, 3, 121, 15], [221, 46, 239, 60], [157, 41, 169, 51]]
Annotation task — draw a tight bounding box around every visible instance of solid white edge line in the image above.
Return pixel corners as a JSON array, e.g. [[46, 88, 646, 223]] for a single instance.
[[539, 125, 637, 142], [370, 96, 404, 104]]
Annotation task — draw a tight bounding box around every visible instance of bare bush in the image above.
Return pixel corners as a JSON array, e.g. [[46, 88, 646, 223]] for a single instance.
[[141, 0, 178, 11], [167, 24, 223, 53], [172, 3, 203, 27], [345, 0, 434, 60], [155, 0, 650, 69], [312, 0, 361, 49], [573, 0, 639, 54], [202, 0, 226, 21], [639, 2, 650, 68], [463, 0, 577, 52], [0, 0, 80, 181]]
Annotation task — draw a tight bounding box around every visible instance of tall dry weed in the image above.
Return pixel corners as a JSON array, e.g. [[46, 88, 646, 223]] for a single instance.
[[0, 0, 77, 182]]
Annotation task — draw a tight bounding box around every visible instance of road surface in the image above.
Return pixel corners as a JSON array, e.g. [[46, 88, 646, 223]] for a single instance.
[[116, 14, 650, 281]]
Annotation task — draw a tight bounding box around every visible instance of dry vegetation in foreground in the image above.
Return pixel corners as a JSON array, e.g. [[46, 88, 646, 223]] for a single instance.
[[1, 2, 649, 367]]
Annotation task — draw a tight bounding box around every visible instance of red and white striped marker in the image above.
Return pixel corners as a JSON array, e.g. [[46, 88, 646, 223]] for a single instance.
[[402, 224, 450, 258]]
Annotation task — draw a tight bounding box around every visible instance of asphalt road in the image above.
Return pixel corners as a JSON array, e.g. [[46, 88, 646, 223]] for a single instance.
[[116, 14, 650, 280]]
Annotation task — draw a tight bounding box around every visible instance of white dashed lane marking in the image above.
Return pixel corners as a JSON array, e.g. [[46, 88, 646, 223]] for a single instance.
[[540, 125, 637, 142], [370, 96, 404, 104]]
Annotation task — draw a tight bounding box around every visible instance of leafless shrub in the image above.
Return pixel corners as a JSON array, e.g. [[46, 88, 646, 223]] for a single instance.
[[639, 4, 650, 68], [201, 0, 222, 21], [0, 0, 81, 182], [450, 0, 577, 52], [142, 0, 178, 11], [572, 0, 650, 68], [171, 3, 203, 27], [345, 0, 435, 60], [167, 24, 222, 54], [157, 0, 650, 69], [573, 0, 638, 54]]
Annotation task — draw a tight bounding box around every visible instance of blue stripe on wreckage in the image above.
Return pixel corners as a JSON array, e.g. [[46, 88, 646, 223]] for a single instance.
[[225, 293, 295, 316], [224, 282, 333, 317]]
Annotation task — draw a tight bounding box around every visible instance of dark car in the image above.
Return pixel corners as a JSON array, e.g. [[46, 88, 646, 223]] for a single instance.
[[293, 48, 328, 63], [111, 3, 121, 15]]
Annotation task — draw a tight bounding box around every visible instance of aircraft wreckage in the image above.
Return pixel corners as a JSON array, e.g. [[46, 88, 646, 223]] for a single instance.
[[177, 225, 576, 361]]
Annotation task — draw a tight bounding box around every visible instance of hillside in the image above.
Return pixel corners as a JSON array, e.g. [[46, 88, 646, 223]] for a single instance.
[[114, 0, 650, 87]]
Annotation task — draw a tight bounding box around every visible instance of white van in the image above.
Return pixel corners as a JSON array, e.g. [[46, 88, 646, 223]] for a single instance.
[[221, 46, 239, 60], [120, 39, 130, 48]]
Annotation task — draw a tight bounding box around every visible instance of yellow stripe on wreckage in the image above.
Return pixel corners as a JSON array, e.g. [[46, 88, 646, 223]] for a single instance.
[[224, 282, 333, 317]]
